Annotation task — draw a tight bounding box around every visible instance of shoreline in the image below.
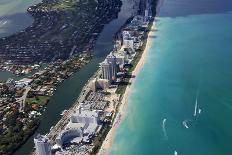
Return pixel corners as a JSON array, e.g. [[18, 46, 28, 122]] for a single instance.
[[13, 0, 140, 154], [0, 0, 124, 154], [98, 20, 156, 155]]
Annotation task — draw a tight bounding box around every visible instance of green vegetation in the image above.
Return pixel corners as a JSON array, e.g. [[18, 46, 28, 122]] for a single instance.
[[102, 91, 111, 96], [0, 0, 122, 65], [26, 95, 49, 106], [115, 77, 131, 95], [128, 50, 143, 72], [91, 124, 111, 155], [0, 111, 40, 155]]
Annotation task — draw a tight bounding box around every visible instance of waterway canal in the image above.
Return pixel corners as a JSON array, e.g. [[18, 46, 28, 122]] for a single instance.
[[12, 0, 139, 154]]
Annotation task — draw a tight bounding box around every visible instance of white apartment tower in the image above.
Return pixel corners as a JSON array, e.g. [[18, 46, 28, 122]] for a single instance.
[[106, 53, 117, 78], [34, 134, 52, 155], [101, 52, 118, 82], [100, 60, 112, 82]]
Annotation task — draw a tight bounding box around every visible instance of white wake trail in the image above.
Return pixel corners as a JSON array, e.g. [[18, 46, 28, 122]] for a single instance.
[[174, 150, 178, 155], [162, 118, 168, 139]]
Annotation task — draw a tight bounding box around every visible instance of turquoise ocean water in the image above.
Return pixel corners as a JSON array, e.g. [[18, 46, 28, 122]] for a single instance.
[[109, 0, 232, 154]]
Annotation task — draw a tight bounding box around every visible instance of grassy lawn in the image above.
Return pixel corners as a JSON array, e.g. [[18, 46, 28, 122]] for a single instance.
[[26, 96, 49, 106]]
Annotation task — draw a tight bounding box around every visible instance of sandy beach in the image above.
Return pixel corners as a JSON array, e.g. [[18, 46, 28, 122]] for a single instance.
[[98, 20, 156, 155]]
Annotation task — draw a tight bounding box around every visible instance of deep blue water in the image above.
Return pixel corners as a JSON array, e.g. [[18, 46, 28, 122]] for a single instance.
[[109, 0, 232, 154]]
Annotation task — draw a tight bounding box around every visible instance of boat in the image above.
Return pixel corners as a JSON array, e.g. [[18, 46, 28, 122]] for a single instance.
[[198, 108, 201, 114], [60, 110, 67, 116], [162, 118, 167, 126], [50, 126, 54, 131]]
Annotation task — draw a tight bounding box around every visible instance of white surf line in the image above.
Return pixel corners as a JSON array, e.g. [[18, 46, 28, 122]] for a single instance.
[[194, 89, 201, 117], [162, 118, 168, 139]]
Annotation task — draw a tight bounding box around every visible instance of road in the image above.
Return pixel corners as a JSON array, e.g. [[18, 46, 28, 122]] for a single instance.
[[16, 86, 31, 111]]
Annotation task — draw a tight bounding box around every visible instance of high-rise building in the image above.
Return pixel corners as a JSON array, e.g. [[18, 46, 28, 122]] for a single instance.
[[106, 53, 117, 78], [89, 78, 109, 92], [145, 9, 149, 17], [100, 60, 112, 82], [122, 31, 135, 51], [34, 134, 52, 155], [123, 38, 134, 50], [100, 52, 118, 82]]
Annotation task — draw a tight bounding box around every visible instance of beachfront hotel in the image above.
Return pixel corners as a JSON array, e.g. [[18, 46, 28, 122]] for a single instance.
[[122, 31, 135, 51], [56, 108, 102, 147], [89, 78, 109, 92], [100, 52, 117, 83], [106, 53, 117, 78], [100, 60, 113, 82]]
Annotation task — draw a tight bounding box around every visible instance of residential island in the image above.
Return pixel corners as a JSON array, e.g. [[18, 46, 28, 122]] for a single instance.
[[0, 0, 121, 73]]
